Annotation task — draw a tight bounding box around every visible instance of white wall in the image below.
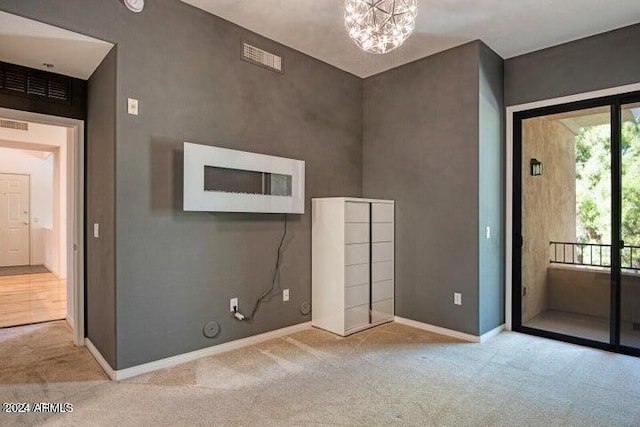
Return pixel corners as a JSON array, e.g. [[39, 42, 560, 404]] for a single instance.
[[0, 121, 68, 279], [0, 147, 53, 265]]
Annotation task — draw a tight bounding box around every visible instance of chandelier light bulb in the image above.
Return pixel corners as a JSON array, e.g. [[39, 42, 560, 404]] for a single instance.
[[344, 0, 418, 54]]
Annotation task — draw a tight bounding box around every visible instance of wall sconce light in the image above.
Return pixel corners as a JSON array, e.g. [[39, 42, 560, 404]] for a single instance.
[[530, 158, 543, 176]]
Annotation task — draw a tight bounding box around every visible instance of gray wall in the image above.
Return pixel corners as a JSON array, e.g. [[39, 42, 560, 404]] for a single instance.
[[505, 23, 640, 106], [86, 47, 117, 366], [0, 0, 362, 369], [363, 41, 486, 336], [478, 44, 505, 335]]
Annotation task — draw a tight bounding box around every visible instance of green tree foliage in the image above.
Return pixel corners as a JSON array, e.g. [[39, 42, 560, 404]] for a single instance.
[[575, 110, 640, 268], [576, 123, 612, 244], [621, 117, 640, 246]]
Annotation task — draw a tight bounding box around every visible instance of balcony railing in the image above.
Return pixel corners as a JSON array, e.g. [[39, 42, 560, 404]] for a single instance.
[[549, 241, 640, 270]]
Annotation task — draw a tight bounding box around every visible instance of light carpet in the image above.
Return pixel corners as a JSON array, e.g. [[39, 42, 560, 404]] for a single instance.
[[1, 320, 639, 426]]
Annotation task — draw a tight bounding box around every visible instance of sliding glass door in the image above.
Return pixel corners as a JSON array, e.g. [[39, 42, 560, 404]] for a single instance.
[[514, 92, 640, 356], [620, 100, 640, 352]]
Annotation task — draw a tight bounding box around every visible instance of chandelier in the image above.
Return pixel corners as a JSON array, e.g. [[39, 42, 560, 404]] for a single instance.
[[345, 0, 418, 54]]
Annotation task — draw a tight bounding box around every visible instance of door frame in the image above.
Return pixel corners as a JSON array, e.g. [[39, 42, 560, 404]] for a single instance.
[[505, 82, 640, 332], [0, 172, 31, 267], [0, 107, 85, 346]]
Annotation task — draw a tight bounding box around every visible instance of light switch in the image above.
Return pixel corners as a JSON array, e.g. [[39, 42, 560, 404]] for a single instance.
[[127, 98, 139, 115], [454, 292, 462, 306], [485, 226, 491, 239], [93, 223, 100, 238]]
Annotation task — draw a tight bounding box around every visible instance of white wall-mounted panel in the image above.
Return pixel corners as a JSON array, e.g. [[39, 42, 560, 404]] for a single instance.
[[183, 142, 305, 214]]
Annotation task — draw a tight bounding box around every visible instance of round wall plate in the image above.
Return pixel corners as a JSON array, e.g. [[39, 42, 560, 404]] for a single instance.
[[203, 321, 220, 338], [124, 0, 144, 13], [299, 301, 311, 316]]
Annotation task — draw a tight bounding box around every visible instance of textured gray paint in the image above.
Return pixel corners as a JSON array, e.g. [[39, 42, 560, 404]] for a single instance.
[[0, 0, 362, 369], [478, 44, 505, 335], [86, 46, 117, 367], [363, 42, 482, 335], [505, 23, 640, 106]]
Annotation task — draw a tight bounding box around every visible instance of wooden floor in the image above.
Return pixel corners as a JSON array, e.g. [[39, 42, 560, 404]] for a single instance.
[[0, 272, 66, 328]]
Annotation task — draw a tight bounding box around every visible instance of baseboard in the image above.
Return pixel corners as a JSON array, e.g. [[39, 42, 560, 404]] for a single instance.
[[85, 338, 117, 380], [65, 314, 74, 330], [86, 322, 312, 381], [395, 317, 504, 343], [480, 324, 505, 343]]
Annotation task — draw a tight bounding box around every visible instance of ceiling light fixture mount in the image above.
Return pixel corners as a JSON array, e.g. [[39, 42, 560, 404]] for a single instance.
[[345, 0, 418, 54], [124, 0, 144, 13]]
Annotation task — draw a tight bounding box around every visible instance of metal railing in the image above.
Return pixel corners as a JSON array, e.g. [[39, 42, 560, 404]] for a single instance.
[[549, 241, 640, 270]]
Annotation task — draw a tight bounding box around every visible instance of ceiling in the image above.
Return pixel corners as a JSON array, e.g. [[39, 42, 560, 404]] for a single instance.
[[0, 11, 113, 80], [182, 0, 640, 77]]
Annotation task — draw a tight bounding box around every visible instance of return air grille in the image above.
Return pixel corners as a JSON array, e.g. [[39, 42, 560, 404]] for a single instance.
[[0, 119, 28, 131], [0, 61, 72, 104], [242, 43, 283, 73]]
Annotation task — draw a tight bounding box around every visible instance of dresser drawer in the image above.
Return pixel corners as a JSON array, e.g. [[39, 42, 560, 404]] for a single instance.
[[345, 283, 369, 309], [345, 201, 370, 223], [371, 298, 394, 322], [345, 223, 369, 244], [345, 243, 369, 266], [345, 263, 369, 287], [372, 203, 393, 223], [372, 242, 393, 262], [372, 260, 393, 282], [372, 280, 393, 302], [345, 304, 369, 331], [372, 223, 393, 242]]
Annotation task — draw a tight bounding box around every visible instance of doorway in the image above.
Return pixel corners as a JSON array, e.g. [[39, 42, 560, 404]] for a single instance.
[[513, 91, 640, 356], [0, 173, 30, 267], [0, 147, 65, 328], [0, 108, 84, 346]]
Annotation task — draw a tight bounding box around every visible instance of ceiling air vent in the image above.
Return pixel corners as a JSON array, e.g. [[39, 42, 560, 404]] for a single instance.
[[242, 42, 283, 73], [48, 76, 71, 101], [4, 68, 27, 93], [0, 119, 28, 131], [0, 61, 71, 104], [27, 72, 48, 97]]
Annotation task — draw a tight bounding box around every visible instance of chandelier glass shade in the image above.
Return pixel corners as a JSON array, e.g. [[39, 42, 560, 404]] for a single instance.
[[345, 0, 418, 54]]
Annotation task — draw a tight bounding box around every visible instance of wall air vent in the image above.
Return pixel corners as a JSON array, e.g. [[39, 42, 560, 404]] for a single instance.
[[0, 119, 28, 131], [0, 61, 71, 104], [242, 42, 283, 73]]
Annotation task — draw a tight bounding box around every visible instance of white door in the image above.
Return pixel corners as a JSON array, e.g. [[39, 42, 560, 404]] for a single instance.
[[0, 173, 30, 267]]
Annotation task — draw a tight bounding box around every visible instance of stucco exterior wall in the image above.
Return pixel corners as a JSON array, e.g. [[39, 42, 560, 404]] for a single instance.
[[521, 117, 576, 323]]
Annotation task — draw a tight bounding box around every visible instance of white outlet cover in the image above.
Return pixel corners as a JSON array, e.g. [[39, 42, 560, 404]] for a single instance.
[[454, 293, 462, 305], [230, 297, 238, 312], [283, 289, 290, 302], [93, 223, 99, 238], [127, 98, 139, 115]]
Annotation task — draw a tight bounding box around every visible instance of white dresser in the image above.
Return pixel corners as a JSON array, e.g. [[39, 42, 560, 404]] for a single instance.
[[312, 197, 394, 336]]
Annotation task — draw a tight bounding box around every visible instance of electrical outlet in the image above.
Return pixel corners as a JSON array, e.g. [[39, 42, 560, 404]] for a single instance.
[[485, 226, 491, 239], [454, 292, 462, 306], [230, 297, 238, 312], [93, 223, 99, 238], [283, 289, 290, 302]]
